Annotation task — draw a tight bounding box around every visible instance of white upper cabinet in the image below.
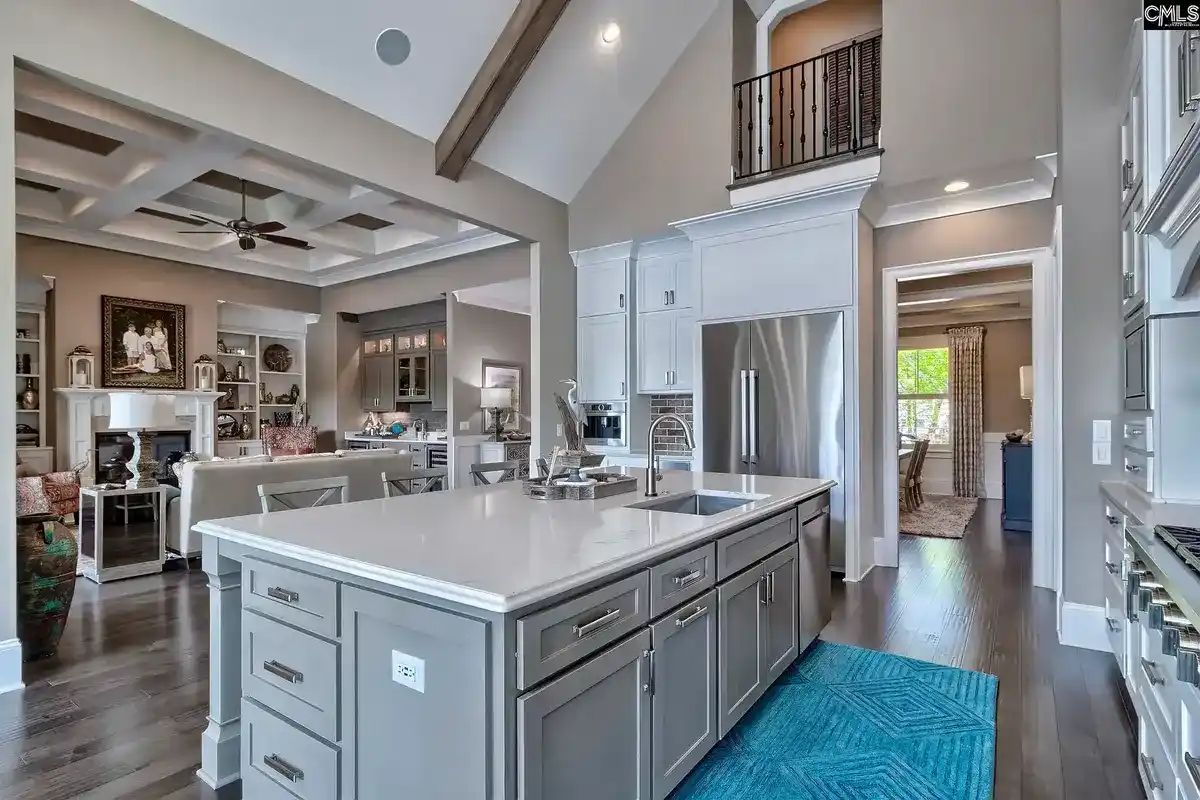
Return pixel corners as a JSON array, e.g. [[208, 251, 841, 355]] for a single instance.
[[1168, 31, 1200, 163], [1120, 55, 1144, 212], [579, 313, 628, 402], [637, 253, 694, 313], [637, 310, 695, 394], [1122, 191, 1147, 319], [578, 260, 628, 318]]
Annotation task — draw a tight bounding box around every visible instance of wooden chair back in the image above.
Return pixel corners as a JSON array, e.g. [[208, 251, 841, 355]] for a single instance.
[[470, 460, 520, 486], [257, 476, 349, 513], [382, 468, 448, 497]]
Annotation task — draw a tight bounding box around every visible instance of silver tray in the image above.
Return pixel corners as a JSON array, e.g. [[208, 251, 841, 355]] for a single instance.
[[523, 471, 638, 501]]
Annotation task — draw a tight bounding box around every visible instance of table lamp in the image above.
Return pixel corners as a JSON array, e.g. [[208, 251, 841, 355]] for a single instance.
[[108, 393, 177, 488], [480, 387, 513, 442], [1019, 365, 1033, 437]]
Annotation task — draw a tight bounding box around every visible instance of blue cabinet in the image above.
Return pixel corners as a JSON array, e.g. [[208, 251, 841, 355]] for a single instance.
[[1001, 441, 1033, 532]]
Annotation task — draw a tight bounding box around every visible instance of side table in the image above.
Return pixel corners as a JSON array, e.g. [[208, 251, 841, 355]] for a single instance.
[[79, 485, 166, 583]]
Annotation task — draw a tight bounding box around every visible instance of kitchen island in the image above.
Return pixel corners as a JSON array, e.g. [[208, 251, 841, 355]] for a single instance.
[[194, 469, 835, 799]]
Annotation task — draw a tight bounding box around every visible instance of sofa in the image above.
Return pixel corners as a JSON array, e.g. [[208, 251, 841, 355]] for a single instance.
[[166, 451, 415, 558]]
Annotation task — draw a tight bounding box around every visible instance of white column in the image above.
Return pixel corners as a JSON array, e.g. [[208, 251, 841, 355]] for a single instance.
[[0, 52, 22, 693], [198, 535, 242, 788], [530, 239, 577, 460], [192, 395, 218, 457]]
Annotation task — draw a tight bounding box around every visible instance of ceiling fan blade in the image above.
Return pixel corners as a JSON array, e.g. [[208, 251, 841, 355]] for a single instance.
[[258, 233, 315, 251], [176, 230, 228, 234], [251, 221, 287, 234], [190, 214, 232, 228]]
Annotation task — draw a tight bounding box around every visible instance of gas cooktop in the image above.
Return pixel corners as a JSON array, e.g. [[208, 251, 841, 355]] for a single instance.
[[1155, 525, 1200, 575]]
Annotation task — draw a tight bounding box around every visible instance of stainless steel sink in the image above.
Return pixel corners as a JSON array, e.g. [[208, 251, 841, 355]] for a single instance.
[[626, 491, 755, 516]]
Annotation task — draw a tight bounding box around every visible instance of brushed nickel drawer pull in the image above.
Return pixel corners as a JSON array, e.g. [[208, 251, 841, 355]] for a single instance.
[[673, 569, 703, 588], [1141, 753, 1164, 791], [573, 608, 621, 638], [767, 572, 776, 603], [264, 753, 304, 783], [1185, 751, 1200, 789], [1141, 657, 1166, 686], [1125, 464, 1142, 474], [263, 660, 303, 684], [267, 586, 300, 604], [1106, 617, 1120, 633], [1106, 514, 1119, 525], [675, 605, 709, 628], [1106, 561, 1119, 575]]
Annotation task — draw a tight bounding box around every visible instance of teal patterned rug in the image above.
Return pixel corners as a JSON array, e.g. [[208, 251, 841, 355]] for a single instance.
[[673, 641, 997, 800]]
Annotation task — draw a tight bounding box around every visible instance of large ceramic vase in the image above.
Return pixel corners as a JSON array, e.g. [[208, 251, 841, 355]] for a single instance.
[[16, 514, 78, 661]]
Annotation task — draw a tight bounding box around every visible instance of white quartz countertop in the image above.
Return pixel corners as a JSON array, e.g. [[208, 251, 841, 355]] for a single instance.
[[196, 470, 835, 613], [343, 432, 447, 444]]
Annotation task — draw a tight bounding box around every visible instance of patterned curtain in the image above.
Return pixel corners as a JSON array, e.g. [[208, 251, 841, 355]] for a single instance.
[[947, 326, 985, 498]]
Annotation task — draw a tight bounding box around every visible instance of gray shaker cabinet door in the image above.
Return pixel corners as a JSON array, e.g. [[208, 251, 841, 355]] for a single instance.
[[430, 351, 448, 412], [340, 586, 489, 800], [650, 590, 718, 800], [798, 508, 832, 653], [717, 564, 766, 737], [518, 629, 652, 800], [763, 544, 799, 682]]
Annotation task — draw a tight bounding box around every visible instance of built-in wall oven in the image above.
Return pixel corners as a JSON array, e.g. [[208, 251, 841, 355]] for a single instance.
[[583, 402, 626, 448], [1123, 312, 1150, 411]]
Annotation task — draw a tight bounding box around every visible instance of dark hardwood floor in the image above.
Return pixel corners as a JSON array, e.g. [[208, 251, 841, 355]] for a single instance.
[[0, 500, 1140, 798], [825, 500, 1142, 800]]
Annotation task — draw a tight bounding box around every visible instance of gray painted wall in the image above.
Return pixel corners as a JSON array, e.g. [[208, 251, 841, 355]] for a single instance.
[[447, 297, 532, 435], [874, 200, 1055, 268], [1058, 0, 1131, 606], [879, 0, 1059, 187], [359, 300, 446, 335], [568, 1, 734, 252], [732, 0, 758, 84]]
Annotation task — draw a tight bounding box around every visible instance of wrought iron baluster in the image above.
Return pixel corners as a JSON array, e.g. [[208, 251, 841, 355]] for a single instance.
[[821, 55, 829, 158], [755, 77, 764, 173], [850, 41, 858, 152], [736, 84, 744, 177], [789, 66, 795, 169]]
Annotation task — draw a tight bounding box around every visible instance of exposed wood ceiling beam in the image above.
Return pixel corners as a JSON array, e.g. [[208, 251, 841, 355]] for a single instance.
[[898, 308, 1032, 330], [435, 0, 572, 180]]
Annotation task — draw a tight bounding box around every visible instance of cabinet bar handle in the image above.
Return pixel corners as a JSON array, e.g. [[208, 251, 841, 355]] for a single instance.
[[1141, 753, 1164, 791], [666, 371, 671, 387], [619, 292, 625, 309], [673, 569, 703, 588], [1106, 561, 1119, 575], [1105, 514, 1119, 525], [264, 753, 304, 783], [573, 608, 622, 638], [263, 660, 303, 684], [1128, 428, 1144, 437], [266, 587, 300, 604], [668, 290, 675, 305], [620, 381, 625, 396], [664, 290, 670, 306], [1141, 658, 1165, 686], [643, 648, 655, 695], [675, 605, 709, 628], [759, 575, 768, 605], [1185, 752, 1200, 790], [1121, 159, 1134, 191], [1106, 617, 1120, 633], [1125, 464, 1142, 474], [767, 572, 776, 603]]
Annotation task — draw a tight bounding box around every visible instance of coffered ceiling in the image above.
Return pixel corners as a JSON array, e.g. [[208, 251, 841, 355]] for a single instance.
[[12, 67, 515, 287], [131, 0, 720, 202], [898, 266, 1033, 330]]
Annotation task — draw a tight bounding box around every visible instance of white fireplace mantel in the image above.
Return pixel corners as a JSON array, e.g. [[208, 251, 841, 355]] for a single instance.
[[55, 388, 219, 479]]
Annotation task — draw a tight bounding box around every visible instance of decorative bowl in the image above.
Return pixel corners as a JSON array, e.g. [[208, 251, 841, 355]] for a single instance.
[[1005, 431, 1025, 443]]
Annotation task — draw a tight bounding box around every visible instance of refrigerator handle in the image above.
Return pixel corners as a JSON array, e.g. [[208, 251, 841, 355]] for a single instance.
[[739, 369, 750, 463], [748, 369, 759, 464]]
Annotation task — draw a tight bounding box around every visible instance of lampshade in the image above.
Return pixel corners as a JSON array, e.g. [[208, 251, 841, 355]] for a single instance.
[[1019, 366, 1034, 400], [480, 387, 513, 409], [108, 393, 177, 430]]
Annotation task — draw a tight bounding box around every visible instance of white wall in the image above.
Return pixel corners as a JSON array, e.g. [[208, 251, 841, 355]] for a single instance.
[[917, 433, 1006, 500]]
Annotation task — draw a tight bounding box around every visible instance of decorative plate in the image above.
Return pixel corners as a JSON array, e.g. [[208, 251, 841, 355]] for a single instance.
[[262, 344, 293, 373]]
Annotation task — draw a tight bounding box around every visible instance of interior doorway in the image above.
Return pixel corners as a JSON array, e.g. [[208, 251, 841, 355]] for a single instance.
[[879, 246, 1061, 592]]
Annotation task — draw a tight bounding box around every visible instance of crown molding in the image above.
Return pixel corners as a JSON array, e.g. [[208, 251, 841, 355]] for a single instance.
[[570, 240, 635, 268]]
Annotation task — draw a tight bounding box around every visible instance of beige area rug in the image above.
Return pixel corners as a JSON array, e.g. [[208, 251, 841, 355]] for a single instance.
[[900, 495, 980, 539]]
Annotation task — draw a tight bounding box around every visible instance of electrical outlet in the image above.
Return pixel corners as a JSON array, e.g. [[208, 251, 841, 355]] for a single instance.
[[556, 424, 564, 437], [391, 649, 425, 693], [459, 421, 470, 431], [1092, 442, 1111, 466]]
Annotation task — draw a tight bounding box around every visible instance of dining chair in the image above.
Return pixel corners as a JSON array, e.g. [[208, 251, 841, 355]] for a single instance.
[[898, 440, 926, 512], [258, 476, 349, 513], [382, 467, 448, 497], [470, 460, 520, 486], [911, 439, 931, 506]]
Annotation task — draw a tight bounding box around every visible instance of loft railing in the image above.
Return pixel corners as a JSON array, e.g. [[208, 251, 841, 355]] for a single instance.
[[732, 34, 882, 182]]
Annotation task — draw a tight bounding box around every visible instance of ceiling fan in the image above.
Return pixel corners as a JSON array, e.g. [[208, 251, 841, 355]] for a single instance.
[[177, 178, 314, 252]]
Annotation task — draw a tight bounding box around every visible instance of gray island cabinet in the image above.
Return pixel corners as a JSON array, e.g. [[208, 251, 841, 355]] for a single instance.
[[194, 471, 835, 799]]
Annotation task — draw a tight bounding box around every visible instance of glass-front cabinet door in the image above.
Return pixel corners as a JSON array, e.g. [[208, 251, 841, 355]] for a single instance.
[[363, 335, 393, 356], [395, 329, 430, 352], [431, 328, 447, 350], [396, 354, 431, 401]]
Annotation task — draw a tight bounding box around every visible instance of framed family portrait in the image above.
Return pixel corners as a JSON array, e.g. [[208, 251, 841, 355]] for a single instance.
[[101, 295, 186, 389]]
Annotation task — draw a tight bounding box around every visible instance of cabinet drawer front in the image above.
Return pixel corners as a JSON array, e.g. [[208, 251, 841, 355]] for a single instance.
[[1138, 703, 1173, 800], [243, 610, 340, 742], [1124, 417, 1152, 454], [1103, 573, 1126, 677], [243, 699, 340, 800], [648, 544, 716, 617], [517, 572, 650, 690], [716, 510, 797, 582], [243, 559, 339, 639], [717, 565, 766, 738], [1139, 612, 1178, 743], [1122, 448, 1153, 495], [797, 493, 830, 523], [1179, 682, 1200, 798]]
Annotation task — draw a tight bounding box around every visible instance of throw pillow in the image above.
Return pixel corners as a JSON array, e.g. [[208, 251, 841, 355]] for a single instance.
[[16, 476, 50, 517]]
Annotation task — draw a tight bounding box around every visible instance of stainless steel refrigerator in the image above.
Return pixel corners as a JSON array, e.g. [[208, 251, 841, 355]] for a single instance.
[[702, 311, 846, 570]]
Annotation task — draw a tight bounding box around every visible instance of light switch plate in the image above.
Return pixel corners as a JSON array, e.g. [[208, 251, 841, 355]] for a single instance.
[[1092, 420, 1111, 443], [391, 649, 425, 693], [1092, 442, 1111, 466], [459, 421, 470, 431], [556, 424, 564, 437]]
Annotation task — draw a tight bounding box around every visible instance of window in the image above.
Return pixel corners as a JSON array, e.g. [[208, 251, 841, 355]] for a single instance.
[[898, 345, 950, 445]]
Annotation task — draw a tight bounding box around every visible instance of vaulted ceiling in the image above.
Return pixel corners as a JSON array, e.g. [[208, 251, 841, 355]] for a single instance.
[[131, 0, 720, 202], [12, 68, 514, 286]]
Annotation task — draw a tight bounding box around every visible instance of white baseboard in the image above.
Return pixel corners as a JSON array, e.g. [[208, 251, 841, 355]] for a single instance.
[[0, 639, 24, 695], [1059, 602, 1109, 652]]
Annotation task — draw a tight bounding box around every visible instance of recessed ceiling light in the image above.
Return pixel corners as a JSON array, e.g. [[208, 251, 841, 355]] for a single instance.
[[944, 180, 970, 193], [600, 22, 621, 45], [376, 28, 412, 66]]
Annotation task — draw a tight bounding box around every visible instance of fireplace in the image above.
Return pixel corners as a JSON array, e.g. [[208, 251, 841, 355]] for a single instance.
[[95, 429, 191, 485]]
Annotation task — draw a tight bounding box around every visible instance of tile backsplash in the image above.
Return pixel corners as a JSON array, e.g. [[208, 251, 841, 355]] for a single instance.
[[373, 410, 447, 431], [650, 394, 694, 455]]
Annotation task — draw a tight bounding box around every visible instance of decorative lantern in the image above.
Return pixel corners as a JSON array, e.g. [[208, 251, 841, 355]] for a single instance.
[[67, 345, 95, 389], [193, 354, 218, 392]]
